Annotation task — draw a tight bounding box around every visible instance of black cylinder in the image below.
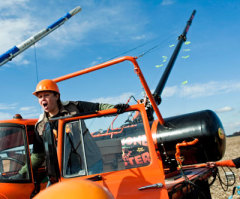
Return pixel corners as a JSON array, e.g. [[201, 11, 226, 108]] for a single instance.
[[155, 110, 226, 166]]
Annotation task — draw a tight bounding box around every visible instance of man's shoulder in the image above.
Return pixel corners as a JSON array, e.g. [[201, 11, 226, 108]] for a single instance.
[[61, 101, 70, 106], [61, 101, 81, 107], [61, 101, 91, 107], [37, 113, 45, 123]]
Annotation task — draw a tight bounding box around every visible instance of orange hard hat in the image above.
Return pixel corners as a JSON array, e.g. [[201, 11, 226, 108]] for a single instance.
[[34, 179, 114, 199], [33, 79, 60, 96]]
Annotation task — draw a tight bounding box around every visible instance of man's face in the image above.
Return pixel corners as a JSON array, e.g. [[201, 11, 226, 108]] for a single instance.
[[37, 91, 59, 115]]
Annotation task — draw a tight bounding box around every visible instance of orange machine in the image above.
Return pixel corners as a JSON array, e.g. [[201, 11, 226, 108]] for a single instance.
[[31, 55, 222, 198], [0, 55, 225, 199], [0, 10, 226, 199]]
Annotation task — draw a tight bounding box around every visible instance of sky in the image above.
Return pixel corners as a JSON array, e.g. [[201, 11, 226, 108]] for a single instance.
[[0, 0, 240, 135]]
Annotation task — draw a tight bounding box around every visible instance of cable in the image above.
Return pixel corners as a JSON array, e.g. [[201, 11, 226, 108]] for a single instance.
[[34, 44, 39, 84], [208, 167, 218, 186], [104, 32, 177, 63], [215, 166, 236, 192], [180, 169, 209, 199], [33, 44, 42, 113], [174, 138, 210, 199], [137, 34, 176, 59], [169, 178, 209, 199]]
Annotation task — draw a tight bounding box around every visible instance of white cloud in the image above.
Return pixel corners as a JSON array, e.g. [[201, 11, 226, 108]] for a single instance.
[[0, 17, 35, 54], [215, 106, 233, 113], [0, 2, 39, 66], [229, 121, 240, 129], [0, 0, 29, 14], [22, 112, 40, 118], [12, 54, 30, 66], [0, 1, 149, 65], [0, 2, 81, 64], [20, 106, 35, 111], [91, 92, 135, 104], [162, 86, 177, 97], [89, 57, 103, 66], [44, 2, 146, 49], [0, 112, 12, 120], [132, 35, 146, 40], [224, 121, 240, 134], [162, 81, 240, 98], [0, 103, 17, 110], [87, 80, 240, 108], [161, 0, 175, 6], [19, 106, 40, 118], [0, 104, 39, 120]]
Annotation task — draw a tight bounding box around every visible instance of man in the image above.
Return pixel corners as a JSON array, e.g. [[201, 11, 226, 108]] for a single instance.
[[19, 79, 129, 177]]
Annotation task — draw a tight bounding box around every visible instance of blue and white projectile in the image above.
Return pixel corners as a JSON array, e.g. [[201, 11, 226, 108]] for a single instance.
[[0, 6, 81, 67]]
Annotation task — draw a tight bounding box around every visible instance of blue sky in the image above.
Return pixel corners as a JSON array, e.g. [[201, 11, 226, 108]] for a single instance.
[[0, 0, 240, 135]]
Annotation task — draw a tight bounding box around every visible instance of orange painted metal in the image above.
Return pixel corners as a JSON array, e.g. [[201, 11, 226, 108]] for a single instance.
[[150, 119, 159, 148], [0, 56, 216, 198], [181, 163, 208, 169], [0, 118, 37, 125], [165, 166, 215, 199], [57, 104, 169, 198], [53, 56, 165, 125], [0, 183, 35, 199], [34, 179, 114, 199], [0, 117, 37, 198], [57, 119, 64, 173], [165, 167, 212, 189], [175, 139, 199, 166]]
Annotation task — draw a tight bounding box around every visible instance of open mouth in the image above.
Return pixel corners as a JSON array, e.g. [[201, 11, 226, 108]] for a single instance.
[[43, 102, 48, 108]]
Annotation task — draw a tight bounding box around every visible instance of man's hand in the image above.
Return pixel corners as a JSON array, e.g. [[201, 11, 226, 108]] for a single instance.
[[8, 173, 26, 180], [206, 162, 216, 168], [114, 104, 129, 114]]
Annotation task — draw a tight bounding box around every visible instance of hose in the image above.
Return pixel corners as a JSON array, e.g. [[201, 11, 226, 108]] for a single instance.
[[213, 166, 236, 192]]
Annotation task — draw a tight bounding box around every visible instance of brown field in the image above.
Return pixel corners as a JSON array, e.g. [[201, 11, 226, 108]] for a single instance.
[[210, 136, 240, 199]]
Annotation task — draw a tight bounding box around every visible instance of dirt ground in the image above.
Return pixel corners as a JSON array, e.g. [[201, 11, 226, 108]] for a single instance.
[[210, 136, 240, 199]]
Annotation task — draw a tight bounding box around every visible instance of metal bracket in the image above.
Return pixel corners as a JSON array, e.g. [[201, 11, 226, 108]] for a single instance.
[[139, 183, 163, 190]]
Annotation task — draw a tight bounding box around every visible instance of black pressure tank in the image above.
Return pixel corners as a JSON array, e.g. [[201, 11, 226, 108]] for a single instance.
[[155, 110, 226, 166]]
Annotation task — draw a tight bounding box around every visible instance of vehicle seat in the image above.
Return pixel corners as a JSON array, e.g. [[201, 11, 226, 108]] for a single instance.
[[96, 139, 125, 172]]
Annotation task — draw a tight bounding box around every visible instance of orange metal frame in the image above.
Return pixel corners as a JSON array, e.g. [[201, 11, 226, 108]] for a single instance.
[[53, 56, 165, 126], [51, 56, 169, 198], [175, 138, 199, 166], [56, 105, 169, 198], [0, 118, 37, 199], [57, 105, 162, 175]]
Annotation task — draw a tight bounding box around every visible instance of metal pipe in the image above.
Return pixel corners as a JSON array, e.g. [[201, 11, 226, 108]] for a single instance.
[[153, 10, 196, 105]]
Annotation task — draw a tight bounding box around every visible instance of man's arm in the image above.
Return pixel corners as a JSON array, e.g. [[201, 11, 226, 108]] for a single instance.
[[100, 103, 129, 114], [75, 101, 128, 113], [99, 103, 114, 110]]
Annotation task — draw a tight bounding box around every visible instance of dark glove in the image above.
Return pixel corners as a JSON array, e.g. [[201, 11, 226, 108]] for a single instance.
[[114, 104, 129, 114]]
